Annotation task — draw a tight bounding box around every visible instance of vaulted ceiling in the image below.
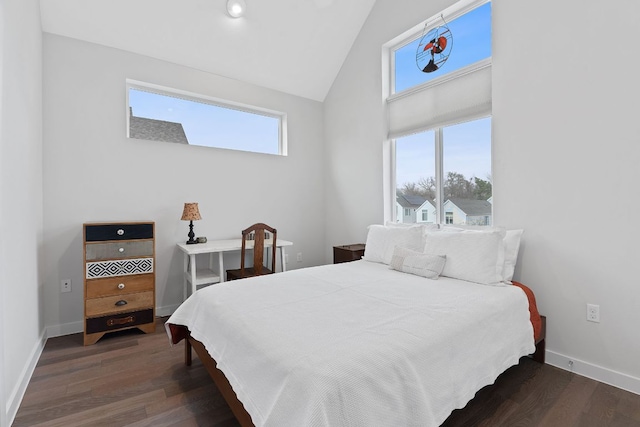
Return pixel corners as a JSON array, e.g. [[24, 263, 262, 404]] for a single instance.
[[39, 0, 377, 101]]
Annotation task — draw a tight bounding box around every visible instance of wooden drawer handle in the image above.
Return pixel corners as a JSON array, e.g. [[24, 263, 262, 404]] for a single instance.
[[115, 300, 128, 306], [107, 315, 135, 326], [118, 283, 125, 290]]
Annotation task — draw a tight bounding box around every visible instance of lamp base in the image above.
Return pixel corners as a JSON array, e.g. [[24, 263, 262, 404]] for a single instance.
[[186, 220, 197, 244]]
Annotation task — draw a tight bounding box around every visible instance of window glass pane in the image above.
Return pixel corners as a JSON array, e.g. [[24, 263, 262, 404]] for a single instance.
[[128, 88, 282, 155], [443, 117, 492, 225], [395, 131, 436, 224], [394, 2, 491, 93]]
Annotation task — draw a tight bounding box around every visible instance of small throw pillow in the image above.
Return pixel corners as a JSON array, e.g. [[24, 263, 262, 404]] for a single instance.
[[389, 246, 446, 279]]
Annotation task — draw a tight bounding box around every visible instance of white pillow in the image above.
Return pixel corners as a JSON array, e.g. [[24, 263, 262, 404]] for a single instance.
[[389, 246, 446, 279], [436, 225, 524, 283], [385, 221, 439, 232], [423, 230, 506, 285], [502, 229, 523, 283], [363, 225, 423, 265]]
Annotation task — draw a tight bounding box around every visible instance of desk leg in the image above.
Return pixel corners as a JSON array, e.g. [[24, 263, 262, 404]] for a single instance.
[[281, 247, 287, 272], [183, 253, 188, 301], [219, 252, 225, 282], [190, 254, 197, 296]]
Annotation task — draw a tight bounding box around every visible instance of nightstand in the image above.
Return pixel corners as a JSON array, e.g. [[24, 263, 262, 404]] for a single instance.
[[333, 244, 366, 264]]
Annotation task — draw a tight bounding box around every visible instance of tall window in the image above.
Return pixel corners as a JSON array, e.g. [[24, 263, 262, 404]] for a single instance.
[[387, 0, 492, 225], [127, 80, 287, 156]]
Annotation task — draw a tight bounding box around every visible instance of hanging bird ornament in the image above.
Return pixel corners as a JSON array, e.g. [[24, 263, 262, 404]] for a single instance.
[[416, 16, 453, 73]]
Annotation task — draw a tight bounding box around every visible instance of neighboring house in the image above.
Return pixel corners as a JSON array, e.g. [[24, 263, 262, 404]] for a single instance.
[[443, 198, 492, 226], [416, 199, 436, 224], [396, 192, 426, 223], [129, 108, 189, 144]]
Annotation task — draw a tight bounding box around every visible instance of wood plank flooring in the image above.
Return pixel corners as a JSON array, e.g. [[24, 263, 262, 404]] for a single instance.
[[13, 317, 640, 426]]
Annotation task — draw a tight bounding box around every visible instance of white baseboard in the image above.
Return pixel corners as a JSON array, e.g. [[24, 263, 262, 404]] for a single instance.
[[6, 330, 46, 426], [46, 320, 83, 338], [546, 350, 640, 395]]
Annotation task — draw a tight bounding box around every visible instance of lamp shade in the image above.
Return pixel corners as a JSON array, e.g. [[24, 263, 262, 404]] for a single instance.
[[181, 203, 202, 221]]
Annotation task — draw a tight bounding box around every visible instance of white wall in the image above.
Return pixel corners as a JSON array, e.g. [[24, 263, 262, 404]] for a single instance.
[[492, 0, 640, 390], [42, 34, 326, 334], [0, 0, 44, 424], [324, 0, 640, 392], [323, 0, 451, 258]]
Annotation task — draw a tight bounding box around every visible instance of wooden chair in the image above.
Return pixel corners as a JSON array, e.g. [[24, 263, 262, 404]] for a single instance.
[[226, 223, 277, 281]]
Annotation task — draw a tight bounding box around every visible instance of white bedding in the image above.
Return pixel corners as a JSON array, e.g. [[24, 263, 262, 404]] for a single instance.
[[166, 260, 535, 427]]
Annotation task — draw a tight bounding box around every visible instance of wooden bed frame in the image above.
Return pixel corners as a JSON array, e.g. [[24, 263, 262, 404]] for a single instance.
[[182, 315, 546, 427]]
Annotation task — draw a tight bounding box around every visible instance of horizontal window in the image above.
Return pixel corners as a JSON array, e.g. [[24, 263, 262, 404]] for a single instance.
[[126, 80, 286, 156]]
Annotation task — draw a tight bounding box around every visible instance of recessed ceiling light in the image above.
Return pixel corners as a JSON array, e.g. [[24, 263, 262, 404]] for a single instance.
[[227, 0, 246, 18]]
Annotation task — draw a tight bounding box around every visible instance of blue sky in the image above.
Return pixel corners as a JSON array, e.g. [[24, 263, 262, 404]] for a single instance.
[[394, 2, 492, 188], [129, 89, 280, 155], [394, 2, 491, 92]]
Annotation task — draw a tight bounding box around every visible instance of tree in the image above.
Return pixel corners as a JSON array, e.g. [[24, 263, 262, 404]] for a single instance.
[[473, 177, 492, 200], [444, 172, 473, 199], [399, 172, 492, 201]]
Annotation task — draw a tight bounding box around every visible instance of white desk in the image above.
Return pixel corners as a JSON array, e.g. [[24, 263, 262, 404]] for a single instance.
[[176, 238, 293, 300]]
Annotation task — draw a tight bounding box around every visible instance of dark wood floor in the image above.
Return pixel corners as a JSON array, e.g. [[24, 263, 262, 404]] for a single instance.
[[13, 317, 640, 427]]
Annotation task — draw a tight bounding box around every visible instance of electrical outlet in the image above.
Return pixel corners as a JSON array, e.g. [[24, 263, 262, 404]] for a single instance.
[[284, 253, 290, 264], [587, 304, 600, 323], [296, 252, 302, 262], [61, 279, 72, 293]]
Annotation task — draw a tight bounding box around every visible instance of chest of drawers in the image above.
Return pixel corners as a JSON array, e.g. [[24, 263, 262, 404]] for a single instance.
[[83, 222, 156, 345]]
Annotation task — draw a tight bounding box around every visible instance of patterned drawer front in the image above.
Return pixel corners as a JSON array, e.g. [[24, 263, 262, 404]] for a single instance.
[[85, 240, 154, 261], [86, 257, 154, 279], [85, 291, 154, 317], [85, 223, 153, 242], [86, 274, 154, 299], [85, 308, 154, 334]]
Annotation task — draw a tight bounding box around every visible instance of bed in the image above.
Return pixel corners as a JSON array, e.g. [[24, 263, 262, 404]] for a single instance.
[[166, 225, 544, 427]]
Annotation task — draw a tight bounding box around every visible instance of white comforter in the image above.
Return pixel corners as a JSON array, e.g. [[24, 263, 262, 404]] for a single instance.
[[166, 260, 534, 427]]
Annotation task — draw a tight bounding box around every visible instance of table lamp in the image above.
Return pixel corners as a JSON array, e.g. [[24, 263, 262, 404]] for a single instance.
[[181, 202, 202, 244]]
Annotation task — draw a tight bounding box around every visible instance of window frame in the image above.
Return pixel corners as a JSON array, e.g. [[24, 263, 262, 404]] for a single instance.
[[126, 79, 288, 156], [384, 0, 492, 225], [392, 114, 492, 224]]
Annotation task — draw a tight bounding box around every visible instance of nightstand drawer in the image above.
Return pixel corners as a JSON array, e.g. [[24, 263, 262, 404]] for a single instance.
[[86, 274, 154, 299], [85, 308, 154, 334], [85, 291, 154, 317], [85, 240, 154, 261], [85, 223, 154, 242]]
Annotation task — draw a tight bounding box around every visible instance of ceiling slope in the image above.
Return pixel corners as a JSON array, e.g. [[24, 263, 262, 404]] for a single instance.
[[39, 0, 376, 101]]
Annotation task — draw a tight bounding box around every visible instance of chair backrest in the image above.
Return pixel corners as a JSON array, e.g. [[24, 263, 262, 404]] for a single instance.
[[240, 223, 277, 275]]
